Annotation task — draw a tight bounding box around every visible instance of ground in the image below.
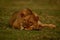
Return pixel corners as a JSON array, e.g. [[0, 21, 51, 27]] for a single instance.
[[0, 0, 60, 40]]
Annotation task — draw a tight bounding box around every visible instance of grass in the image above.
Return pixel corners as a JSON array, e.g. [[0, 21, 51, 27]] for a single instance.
[[0, 0, 60, 40]]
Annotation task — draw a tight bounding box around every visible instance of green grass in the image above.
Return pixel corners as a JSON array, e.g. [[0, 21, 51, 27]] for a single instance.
[[0, 0, 60, 40], [0, 28, 60, 40]]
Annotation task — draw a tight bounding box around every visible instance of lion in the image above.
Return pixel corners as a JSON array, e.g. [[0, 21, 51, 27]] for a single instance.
[[23, 13, 56, 30], [9, 8, 56, 30]]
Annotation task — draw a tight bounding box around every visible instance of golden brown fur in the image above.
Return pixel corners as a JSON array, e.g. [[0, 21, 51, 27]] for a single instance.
[[9, 8, 56, 30], [9, 8, 35, 30]]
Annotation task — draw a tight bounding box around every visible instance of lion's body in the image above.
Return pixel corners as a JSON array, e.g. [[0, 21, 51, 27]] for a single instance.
[[9, 8, 56, 30]]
